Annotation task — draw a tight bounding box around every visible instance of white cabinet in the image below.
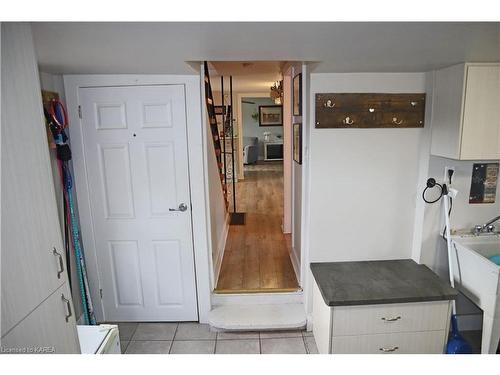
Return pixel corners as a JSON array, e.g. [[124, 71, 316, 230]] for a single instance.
[[1, 283, 80, 354], [312, 279, 452, 354], [1, 23, 80, 353], [431, 63, 500, 160]]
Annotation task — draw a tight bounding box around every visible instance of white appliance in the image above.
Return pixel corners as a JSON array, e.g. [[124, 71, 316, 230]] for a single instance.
[[77, 324, 121, 354]]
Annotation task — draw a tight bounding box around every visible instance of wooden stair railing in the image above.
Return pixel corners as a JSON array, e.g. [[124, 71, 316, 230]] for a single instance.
[[204, 61, 228, 205]]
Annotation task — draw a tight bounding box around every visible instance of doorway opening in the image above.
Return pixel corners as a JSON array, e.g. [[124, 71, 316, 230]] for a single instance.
[[204, 61, 301, 294]]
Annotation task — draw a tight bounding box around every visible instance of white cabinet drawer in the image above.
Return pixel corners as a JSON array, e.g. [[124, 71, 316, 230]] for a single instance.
[[332, 301, 451, 336], [331, 330, 446, 354]]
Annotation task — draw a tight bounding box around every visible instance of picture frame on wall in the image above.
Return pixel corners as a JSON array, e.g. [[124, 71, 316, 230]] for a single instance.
[[293, 122, 302, 164], [293, 73, 302, 116], [259, 105, 283, 126]]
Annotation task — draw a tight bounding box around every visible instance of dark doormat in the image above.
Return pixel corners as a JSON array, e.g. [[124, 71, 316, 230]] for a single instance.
[[230, 212, 246, 225]]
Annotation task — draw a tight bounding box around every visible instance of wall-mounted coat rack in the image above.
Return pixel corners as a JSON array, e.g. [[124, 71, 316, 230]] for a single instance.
[[315, 93, 425, 128]]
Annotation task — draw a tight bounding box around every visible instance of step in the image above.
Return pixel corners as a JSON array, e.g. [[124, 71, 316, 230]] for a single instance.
[[212, 290, 303, 306], [208, 303, 306, 331]]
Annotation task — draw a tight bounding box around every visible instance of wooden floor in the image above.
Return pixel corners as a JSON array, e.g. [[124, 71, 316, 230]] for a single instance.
[[215, 162, 299, 293]]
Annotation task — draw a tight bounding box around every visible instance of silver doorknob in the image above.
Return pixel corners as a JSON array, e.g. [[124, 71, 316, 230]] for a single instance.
[[169, 203, 188, 212]]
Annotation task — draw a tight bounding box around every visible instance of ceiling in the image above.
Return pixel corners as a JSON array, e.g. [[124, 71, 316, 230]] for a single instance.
[[207, 61, 283, 93], [31, 22, 500, 75], [209, 61, 286, 76]]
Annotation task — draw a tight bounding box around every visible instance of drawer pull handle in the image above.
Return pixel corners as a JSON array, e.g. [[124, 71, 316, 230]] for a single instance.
[[379, 346, 399, 353], [61, 294, 72, 322], [381, 316, 401, 322], [52, 247, 64, 279]]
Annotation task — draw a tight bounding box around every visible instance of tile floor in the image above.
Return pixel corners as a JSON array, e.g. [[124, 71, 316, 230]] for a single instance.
[[115, 322, 318, 354]]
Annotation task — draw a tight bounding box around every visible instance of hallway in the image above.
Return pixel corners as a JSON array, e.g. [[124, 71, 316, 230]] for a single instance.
[[215, 162, 299, 292]]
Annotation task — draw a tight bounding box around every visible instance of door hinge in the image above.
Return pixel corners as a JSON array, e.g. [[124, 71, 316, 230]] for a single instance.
[[99, 288, 103, 299], [78, 105, 82, 119]]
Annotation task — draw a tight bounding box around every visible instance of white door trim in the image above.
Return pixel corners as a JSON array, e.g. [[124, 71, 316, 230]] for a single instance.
[[300, 63, 313, 328], [64, 75, 212, 323]]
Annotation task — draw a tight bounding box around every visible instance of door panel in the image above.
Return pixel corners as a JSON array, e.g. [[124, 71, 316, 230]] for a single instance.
[[98, 144, 135, 219], [79, 85, 198, 321], [145, 143, 177, 216], [109, 240, 144, 306], [152, 241, 184, 305], [461, 66, 500, 159]]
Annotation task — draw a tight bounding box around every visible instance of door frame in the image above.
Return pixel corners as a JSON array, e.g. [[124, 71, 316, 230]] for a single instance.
[[202, 63, 311, 312], [64, 75, 212, 323]]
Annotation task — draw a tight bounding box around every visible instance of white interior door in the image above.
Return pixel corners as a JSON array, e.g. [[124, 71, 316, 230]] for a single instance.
[[78, 85, 198, 321]]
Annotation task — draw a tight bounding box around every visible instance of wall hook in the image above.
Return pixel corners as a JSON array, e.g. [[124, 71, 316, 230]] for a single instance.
[[324, 99, 335, 108], [392, 117, 403, 125], [343, 116, 354, 125]]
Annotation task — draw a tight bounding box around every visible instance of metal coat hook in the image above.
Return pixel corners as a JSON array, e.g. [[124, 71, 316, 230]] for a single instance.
[[324, 99, 335, 108], [392, 117, 403, 125], [343, 116, 354, 125]]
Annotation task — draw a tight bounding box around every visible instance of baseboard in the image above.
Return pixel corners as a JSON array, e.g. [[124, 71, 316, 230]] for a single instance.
[[289, 247, 301, 283], [306, 313, 313, 331], [214, 212, 230, 284]]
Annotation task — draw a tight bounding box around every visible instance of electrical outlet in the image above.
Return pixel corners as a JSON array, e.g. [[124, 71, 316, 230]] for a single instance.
[[444, 166, 455, 185], [448, 188, 459, 199]]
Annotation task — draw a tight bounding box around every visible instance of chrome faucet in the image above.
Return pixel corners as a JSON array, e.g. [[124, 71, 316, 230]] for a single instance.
[[473, 215, 500, 235]]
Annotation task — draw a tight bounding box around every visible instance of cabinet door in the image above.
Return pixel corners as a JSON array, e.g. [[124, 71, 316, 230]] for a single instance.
[[1, 23, 66, 336], [0, 283, 80, 354], [461, 66, 500, 160]]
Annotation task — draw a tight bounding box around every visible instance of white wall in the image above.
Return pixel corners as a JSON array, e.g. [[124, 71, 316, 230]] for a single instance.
[[308, 73, 427, 264]]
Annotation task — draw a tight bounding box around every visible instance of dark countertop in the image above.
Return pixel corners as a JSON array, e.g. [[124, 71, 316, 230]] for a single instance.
[[310, 259, 458, 307]]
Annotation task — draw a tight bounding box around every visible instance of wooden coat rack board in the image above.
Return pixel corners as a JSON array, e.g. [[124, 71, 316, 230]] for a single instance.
[[315, 93, 425, 129], [41, 90, 60, 148]]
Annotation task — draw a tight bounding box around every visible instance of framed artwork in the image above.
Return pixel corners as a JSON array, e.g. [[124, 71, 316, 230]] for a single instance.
[[293, 73, 302, 116], [293, 123, 302, 164], [259, 105, 283, 126]]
